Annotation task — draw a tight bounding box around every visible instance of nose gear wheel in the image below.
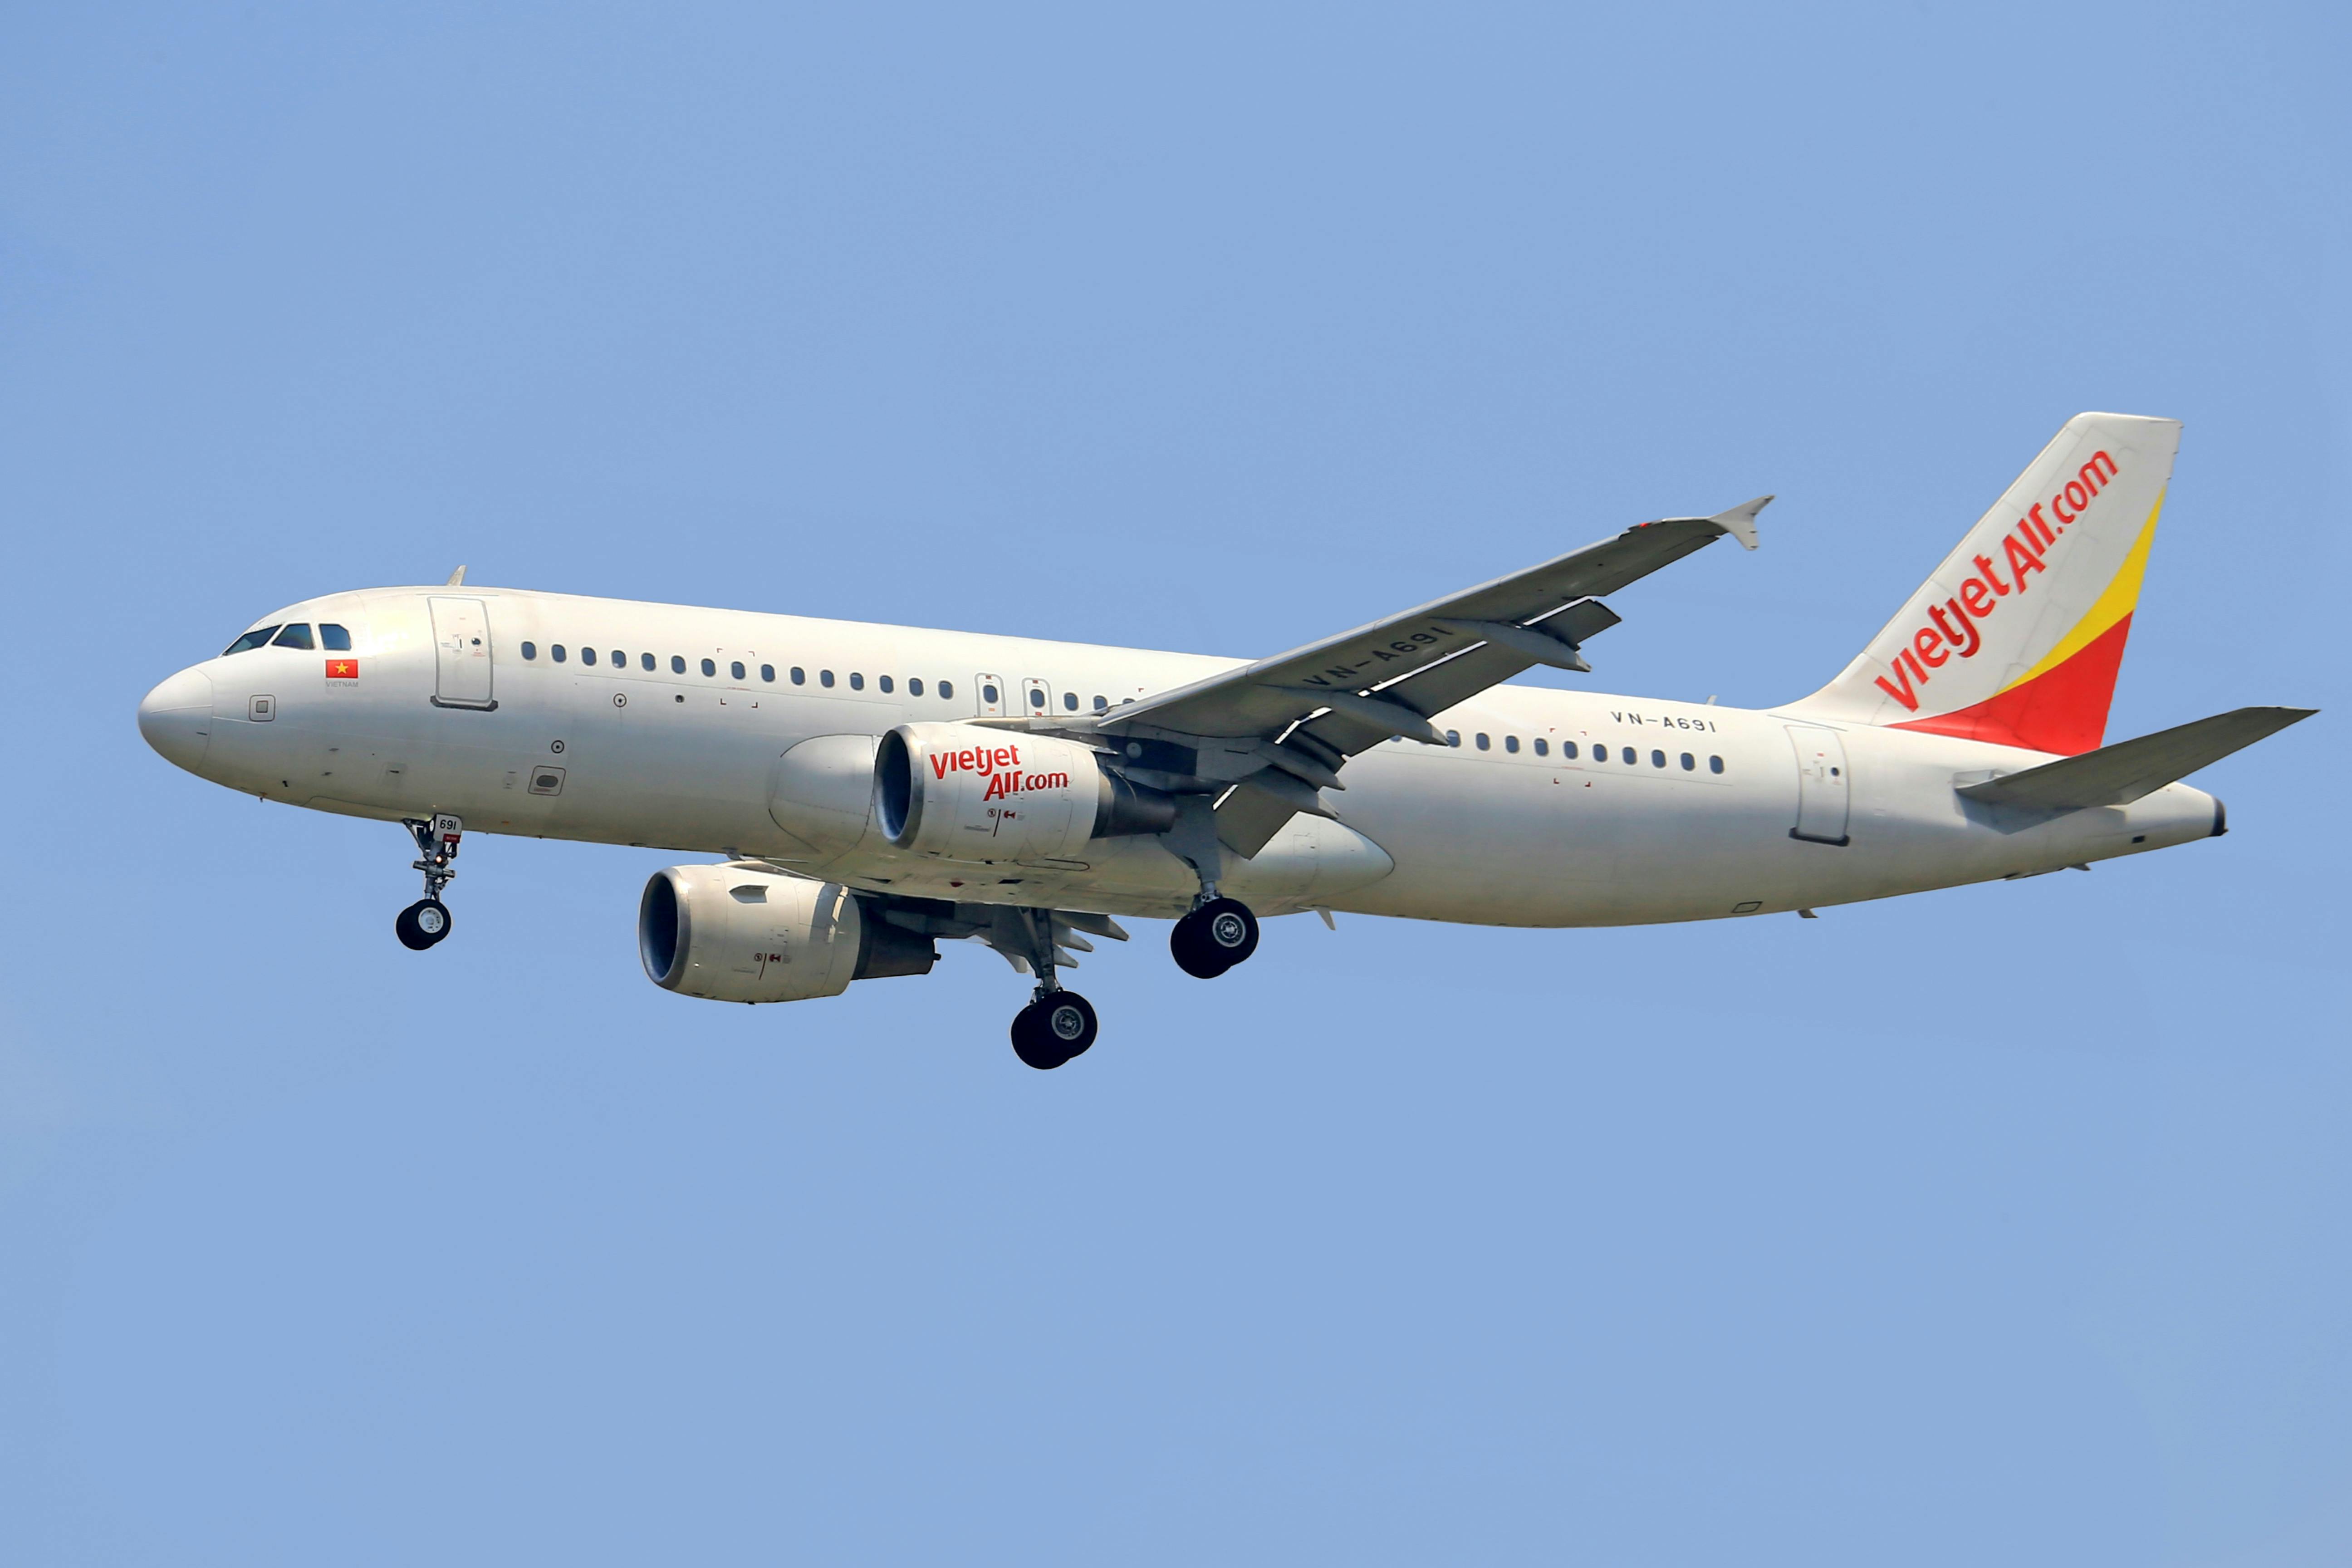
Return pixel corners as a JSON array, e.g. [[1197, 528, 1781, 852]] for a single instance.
[[396, 815, 463, 951], [396, 897, 453, 950]]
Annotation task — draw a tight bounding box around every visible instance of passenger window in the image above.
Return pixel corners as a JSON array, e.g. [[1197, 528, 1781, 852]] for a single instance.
[[521, 642, 538, 661], [880, 675, 894, 694], [1651, 750, 1666, 768], [1062, 691, 1077, 710], [791, 667, 806, 685], [582, 647, 597, 665], [981, 682, 998, 704], [1590, 743, 1603, 761], [760, 664, 775, 683], [223, 626, 280, 655], [1710, 755, 1725, 774], [553, 644, 568, 663], [1681, 752, 1695, 770], [701, 658, 716, 677], [1093, 695, 1107, 712], [641, 652, 655, 671], [1475, 733, 1490, 750], [1504, 735, 1519, 754], [671, 656, 686, 674], [821, 670, 836, 688], [611, 650, 625, 668], [1534, 738, 1548, 756], [730, 661, 746, 680], [909, 677, 924, 696], [272, 624, 314, 649], [940, 680, 955, 700], [319, 623, 352, 651], [1446, 730, 1461, 747], [1622, 747, 1637, 764], [850, 672, 864, 691], [1028, 687, 1045, 709]]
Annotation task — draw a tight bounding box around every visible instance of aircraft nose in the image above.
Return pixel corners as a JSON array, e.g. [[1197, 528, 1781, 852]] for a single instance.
[[137, 666, 215, 773]]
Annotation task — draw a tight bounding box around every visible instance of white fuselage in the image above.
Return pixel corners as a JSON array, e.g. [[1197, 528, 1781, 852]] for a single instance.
[[138, 585, 2224, 926]]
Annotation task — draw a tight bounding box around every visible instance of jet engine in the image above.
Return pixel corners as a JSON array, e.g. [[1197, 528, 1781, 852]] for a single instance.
[[874, 722, 1176, 864], [638, 863, 936, 1003]]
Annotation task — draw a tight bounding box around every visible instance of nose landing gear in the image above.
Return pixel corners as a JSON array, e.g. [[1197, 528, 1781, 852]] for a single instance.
[[396, 814, 461, 951], [1171, 894, 1258, 978]]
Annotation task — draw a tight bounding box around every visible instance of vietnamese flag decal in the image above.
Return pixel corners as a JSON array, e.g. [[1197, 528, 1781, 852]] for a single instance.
[[326, 658, 359, 680]]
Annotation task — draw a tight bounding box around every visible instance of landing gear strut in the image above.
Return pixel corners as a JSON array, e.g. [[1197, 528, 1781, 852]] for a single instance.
[[997, 907, 1100, 1070], [396, 813, 461, 951], [1171, 893, 1258, 979]]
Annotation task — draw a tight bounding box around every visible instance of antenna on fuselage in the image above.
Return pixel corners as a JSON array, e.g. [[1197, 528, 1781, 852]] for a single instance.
[[446, 566, 467, 586]]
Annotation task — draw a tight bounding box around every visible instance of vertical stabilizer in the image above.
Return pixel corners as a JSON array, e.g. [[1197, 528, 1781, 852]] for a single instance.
[[1790, 412, 2180, 755]]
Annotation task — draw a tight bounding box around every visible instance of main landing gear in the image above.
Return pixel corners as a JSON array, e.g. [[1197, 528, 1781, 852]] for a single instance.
[[396, 813, 461, 951], [1011, 987, 1099, 1071], [1171, 894, 1258, 979], [993, 906, 1102, 1070]]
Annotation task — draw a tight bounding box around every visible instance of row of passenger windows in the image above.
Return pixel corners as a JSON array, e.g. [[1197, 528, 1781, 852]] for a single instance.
[[222, 622, 353, 655], [521, 641, 959, 700], [1019, 685, 1127, 713], [518, 643, 1134, 713], [511, 640, 1713, 763], [1438, 729, 1726, 773]]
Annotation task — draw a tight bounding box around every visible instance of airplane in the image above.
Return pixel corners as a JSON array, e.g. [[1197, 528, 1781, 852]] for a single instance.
[[137, 412, 2313, 1068]]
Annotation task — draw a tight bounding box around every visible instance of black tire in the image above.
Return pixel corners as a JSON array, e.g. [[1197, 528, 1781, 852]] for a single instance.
[[1170, 917, 1231, 979], [1011, 991, 1098, 1069], [1172, 897, 1257, 977], [1009, 1007, 1060, 1069], [396, 898, 452, 951], [1039, 991, 1097, 1059], [1199, 898, 1257, 964]]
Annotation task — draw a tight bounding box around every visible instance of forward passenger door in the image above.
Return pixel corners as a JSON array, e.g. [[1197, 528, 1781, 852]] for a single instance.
[[428, 597, 495, 710]]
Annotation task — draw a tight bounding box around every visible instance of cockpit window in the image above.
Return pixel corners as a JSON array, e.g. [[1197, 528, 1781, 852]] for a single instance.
[[320, 624, 352, 651], [272, 624, 315, 650], [223, 625, 281, 655]]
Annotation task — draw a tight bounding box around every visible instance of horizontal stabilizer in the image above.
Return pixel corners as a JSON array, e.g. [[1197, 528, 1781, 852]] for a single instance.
[[1956, 706, 2316, 810]]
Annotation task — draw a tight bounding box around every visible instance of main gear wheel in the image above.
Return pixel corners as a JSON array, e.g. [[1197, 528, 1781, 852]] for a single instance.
[[1170, 897, 1258, 979], [1011, 990, 1098, 1069]]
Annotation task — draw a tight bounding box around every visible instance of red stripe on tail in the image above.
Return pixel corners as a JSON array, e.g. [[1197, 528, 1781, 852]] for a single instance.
[[1891, 612, 2133, 756]]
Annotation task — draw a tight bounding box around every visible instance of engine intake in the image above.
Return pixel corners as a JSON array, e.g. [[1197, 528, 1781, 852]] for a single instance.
[[874, 722, 1175, 864], [639, 864, 936, 1003]]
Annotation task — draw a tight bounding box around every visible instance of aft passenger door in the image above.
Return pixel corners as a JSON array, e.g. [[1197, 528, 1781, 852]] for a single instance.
[[1785, 725, 1851, 845], [429, 596, 496, 710]]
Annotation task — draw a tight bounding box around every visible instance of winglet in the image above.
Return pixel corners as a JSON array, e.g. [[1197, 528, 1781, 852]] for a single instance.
[[446, 566, 467, 587], [1707, 495, 1771, 551]]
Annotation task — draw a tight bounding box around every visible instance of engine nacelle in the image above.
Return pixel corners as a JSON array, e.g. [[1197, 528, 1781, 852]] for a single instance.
[[874, 722, 1175, 864], [638, 864, 936, 1003]]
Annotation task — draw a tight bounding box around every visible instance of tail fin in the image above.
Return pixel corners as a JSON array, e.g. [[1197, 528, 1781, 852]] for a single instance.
[[1791, 412, 2181, 755]]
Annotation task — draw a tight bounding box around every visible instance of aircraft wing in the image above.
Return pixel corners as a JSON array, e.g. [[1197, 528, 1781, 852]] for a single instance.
[[1097, 496, 1768, 856], [1112, 498, 1767, 747]]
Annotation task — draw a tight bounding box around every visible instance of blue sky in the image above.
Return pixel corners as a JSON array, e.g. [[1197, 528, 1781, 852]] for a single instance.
[[3, 4, 2346, 1563]]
